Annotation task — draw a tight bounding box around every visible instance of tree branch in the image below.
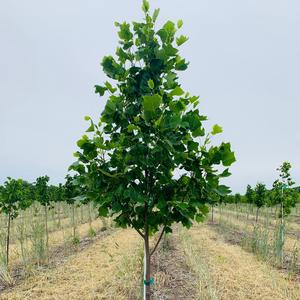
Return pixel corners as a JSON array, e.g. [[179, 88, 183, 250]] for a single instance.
[[150, 226, 166, 257], [134, 227, 145, 239]]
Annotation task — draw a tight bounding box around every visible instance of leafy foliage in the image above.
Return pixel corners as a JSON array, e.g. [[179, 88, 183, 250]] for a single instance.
[[271, 162, 297, 217], [0, 178, 31, 219], [254, 183, 267, 209], [70, 1, 235, 237]]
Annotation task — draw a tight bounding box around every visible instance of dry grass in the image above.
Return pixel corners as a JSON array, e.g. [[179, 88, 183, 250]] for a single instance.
[[221, 207, 300, 238], [0, 229, 143, 300], [1, 218, 103, 269], [215, 210, 300, 254], [186, 224, 300, 300]]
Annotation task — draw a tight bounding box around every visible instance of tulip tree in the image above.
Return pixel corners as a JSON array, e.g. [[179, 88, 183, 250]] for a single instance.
[[272, 162, 296, 218], [254, 182, 267, 223], [64, 175, 80, 241], [245, 184, 255, 219], [0, 178, 28, 267], [34, 176, 50, 253], [70, 1, 235, 298], [272, 162, 296, 264]]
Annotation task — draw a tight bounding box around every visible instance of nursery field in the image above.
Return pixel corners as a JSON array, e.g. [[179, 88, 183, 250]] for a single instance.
[[2, 1, 300, 299], [1, 204, 300, 300]]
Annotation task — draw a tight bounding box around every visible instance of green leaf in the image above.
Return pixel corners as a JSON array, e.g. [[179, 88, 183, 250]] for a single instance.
[[163, 21, 176, 35], [99, 168, 123, 178], [177, 20, 183, 29], [95, 85, 107, 96], [176, 35, 189, 46], [188, 141, 199, 152], [220, 143, 236, 166], [127, 124, 140, 132], [220, 168, 231, 177], [170, 86, 184, 96], [192, 127, 205, 137], [101, 56, 125, 79], [117, 22, 133, 41], [99, 206, 108, 217], [104, 99, 116, 115], [86, 122, 95, 132], [212, 124, 223, 135], [152, 8, 160, 22], [77, 135, 89, 148], [105, 81, 117, 93], [214, 185, 231, 196], [195, 214, 204, 223], [84, 116, 91, 121], [157, 29, 168, 43], [142, 0, 150, 13], [165, 72, 177, 89], [148, 79, 154, 89], [175, 59, 189, 71], [143, 94, 162, 121]]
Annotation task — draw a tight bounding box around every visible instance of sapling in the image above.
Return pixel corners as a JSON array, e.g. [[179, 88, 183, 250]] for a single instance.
[[245, 184, 254, 220], [64, 175, 80, 243], [34, 176, 51, 255], [0, 178, 29, 268], [207, 192, 220, 223], [70, 1, 235, 298], [272, 162, 296, 265], [254, 183, 267, 223], [234, 193, 241, 219]]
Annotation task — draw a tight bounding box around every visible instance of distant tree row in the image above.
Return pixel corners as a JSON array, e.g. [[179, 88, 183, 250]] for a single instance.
[[0, 175, 83, 267], [217, 162, 299, 266], [223, 162, 299, 223]]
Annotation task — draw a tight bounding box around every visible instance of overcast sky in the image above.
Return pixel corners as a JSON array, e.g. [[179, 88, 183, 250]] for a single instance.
[[1, 0, 299, 193]]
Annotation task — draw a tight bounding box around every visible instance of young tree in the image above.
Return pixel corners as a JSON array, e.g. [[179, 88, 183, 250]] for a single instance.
[[64, 175, 80, 242], [207, 192, 220, 223], [272, 162, 296, 264], [0, 178, 28, 268], [34, 176, 50, 253], [70, 1, 235, 297], [245, 184, 254, 220], [254, 182, 267, 223], [272, 162, 296, 218], [234, 193, 241, 219]]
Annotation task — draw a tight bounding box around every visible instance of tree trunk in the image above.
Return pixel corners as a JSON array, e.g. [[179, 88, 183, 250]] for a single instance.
[[88, 203, 91, 227], [144, 232, 151, 300], [6, 212, 11, 268], [72, 203, 76, 239], [246, 204, 249, 221], [280, 200, 284, 265], [44, 204, 49, 254], [211, 205, 214, 223], [80, 205, 84, 224], [58, 202, 61, 228], [275, 204, 278, 218], [255, 207, 259, 223]]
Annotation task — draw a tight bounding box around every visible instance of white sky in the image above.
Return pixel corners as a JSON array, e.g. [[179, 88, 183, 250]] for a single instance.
[[1, 0, 299, 193]]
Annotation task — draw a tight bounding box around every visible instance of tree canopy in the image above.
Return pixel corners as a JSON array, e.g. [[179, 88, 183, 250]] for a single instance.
[[70, 0, 235, 238]]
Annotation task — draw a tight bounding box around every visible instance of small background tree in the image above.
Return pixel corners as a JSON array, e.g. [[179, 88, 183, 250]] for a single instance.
[[271, 161, 296, 264], [245, 184, 254, 220], [34, 176, 50, 255], [0, 178, 29, 269], [254, 182, 267, 223]]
